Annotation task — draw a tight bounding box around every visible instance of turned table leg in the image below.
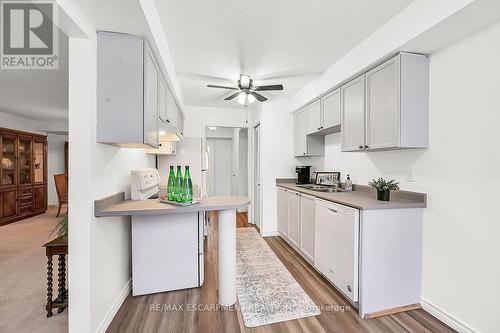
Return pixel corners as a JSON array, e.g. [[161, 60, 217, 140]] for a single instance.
[[218, 209, 237, 306], [46, 255, 53, 317], [57, 254, 66, 313]]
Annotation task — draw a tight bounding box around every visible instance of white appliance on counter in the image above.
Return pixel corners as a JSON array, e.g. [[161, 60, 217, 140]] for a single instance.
[[131, 168, 160, 200]]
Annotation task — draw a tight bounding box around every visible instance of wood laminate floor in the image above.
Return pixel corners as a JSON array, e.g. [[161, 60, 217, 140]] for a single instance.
[[107, 212, 455, 333]]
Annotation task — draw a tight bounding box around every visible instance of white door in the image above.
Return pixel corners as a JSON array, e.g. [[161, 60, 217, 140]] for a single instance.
[[365, 55, 400, 150], [341, 75, 365, 152], [287, 190, 300, 247], [307, 100, 321, 134], [206, 141, 215, 196], [299, 194, 315, 261], [212, 139, 232, 196], [322, 88, 341, 129], [253, 124, 261, 229], [277, 187, 288, 236]]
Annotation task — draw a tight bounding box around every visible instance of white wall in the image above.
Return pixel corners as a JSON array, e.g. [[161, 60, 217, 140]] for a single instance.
[[0, 111, 45, 135], [183, 105, 249, 137], [47, 133, 68, 205], [67, 15, 155, 333]]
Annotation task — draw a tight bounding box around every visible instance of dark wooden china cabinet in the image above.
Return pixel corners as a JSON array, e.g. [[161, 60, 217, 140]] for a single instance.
[[1, 128, 47, 226]]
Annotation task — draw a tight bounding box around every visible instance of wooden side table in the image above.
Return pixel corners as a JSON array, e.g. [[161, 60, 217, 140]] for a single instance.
[[42, 234, 68, 317]]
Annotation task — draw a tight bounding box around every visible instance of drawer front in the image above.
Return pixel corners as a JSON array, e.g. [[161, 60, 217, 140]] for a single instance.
[[19, 187, 33, 197], [20, 205, 33, 215], [19, 197, 32, 206]]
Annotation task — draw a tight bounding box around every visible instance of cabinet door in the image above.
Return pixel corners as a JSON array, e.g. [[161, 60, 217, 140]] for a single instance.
[[299, 194, 315, 261], [365, 56, 400, 150], [143, 43, 159, 148], [158, 74, 167, 122], [177, 110, 184, 136], [277, 187, 288, 237], [1, 132, 17, 187], [34, 185, 47, 212], [33, 137, 46, 184], [294, 109, 307, 156], [322, 89, 341, 129], [1, 188, 18, 221], [307, 100, 321, 134], [287, 190, 300, 247], [341, 76, 365, 151], [18, 135, 32, 186]]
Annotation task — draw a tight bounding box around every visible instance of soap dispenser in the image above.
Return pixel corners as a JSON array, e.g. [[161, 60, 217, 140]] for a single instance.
[[345, 174, 353, 192]]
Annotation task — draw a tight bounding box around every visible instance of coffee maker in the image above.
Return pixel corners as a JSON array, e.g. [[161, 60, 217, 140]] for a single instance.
[[295, 166, 311, 184]]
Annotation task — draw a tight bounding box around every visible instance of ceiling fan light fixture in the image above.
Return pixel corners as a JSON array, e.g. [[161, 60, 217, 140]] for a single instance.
[[239, 74, 251, 89], [237, 91, 247, 104], [247, 93, 256, 104]]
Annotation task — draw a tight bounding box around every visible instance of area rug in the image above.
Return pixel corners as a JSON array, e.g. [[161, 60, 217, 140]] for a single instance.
[[236, 227, 320, 327]]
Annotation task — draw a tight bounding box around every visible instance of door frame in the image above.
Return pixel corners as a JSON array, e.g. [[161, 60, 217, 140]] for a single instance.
[[253, 123, 262, 230]]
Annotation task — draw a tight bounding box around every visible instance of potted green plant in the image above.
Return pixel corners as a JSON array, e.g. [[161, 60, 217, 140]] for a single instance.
[[369, 178, 400, 201]]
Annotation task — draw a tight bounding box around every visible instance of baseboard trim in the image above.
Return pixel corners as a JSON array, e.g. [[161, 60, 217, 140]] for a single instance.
[[365, 303, 421, 319], [96, 279, 131, 333], [421, 298, 477, 333], [260, 230, 279, 237]]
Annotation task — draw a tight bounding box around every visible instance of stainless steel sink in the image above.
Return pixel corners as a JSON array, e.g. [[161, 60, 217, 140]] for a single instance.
[[298, 185, 345, 193]]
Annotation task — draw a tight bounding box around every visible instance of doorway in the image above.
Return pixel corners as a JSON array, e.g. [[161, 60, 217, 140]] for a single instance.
[[253, 124, 261, 230]]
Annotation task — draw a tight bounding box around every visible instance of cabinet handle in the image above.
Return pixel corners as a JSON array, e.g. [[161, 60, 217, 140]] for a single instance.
[[364, 145, 369, 149], [358, 145, 363, 150], [317, 127, 321, 130], [328, 208, 338, 213], [166, 119, 170, 123]]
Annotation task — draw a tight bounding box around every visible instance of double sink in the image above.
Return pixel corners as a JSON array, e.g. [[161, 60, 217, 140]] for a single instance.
[[297, 184, 345, 193]]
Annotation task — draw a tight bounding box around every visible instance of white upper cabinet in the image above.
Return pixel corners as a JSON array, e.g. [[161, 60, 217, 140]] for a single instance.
[[307, 100, 322, 134], [321, 88, 341, 129], [158, 75, 167, 123], [341, 75, 366, 151], [342, 53, 429, 152], [143, 44, 159, 148], [294, 108, 324, 157]]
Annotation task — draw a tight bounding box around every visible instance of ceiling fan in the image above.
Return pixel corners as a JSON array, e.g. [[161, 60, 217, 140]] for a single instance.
[[207, 74, 284, 104]]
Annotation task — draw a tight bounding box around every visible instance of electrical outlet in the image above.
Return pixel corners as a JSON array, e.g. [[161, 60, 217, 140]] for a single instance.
[[406, 168, 414, 182]]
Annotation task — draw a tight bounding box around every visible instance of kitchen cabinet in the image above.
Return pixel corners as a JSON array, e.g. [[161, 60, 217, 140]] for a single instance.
[[315, 199, 359, 302], [287, 190, 301, 247], [277, 187, 288, 236], [299, 193, 315, 261], [293, 109, 324, 157], [341, 75, 366, 151], [321, 88, 341, 130], [307, 100, 321, 134], [97, 31, 185, 147], [145, 141, 178, 155], [341, 53, 429, 151]]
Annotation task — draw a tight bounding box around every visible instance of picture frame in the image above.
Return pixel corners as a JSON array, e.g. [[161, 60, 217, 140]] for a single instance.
[[315, 172, 341, 186]]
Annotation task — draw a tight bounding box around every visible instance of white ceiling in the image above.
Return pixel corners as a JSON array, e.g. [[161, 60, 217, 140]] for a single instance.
[[0, 30, 68, 121], [156, 0, 414, 108]]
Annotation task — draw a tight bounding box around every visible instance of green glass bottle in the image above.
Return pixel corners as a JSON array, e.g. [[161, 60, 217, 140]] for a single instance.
[[183, 166, 193, 202], [175, 165, 183, 202], [167, 166, 175, 201]]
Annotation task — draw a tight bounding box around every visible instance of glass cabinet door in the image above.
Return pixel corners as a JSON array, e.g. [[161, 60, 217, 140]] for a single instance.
[[34, 140, 45, 183], [1, 135, 17, 187], [18, 137, 32, 185]]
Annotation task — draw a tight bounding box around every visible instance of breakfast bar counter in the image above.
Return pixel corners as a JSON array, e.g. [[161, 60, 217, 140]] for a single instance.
[[94, 192, 250, 306]]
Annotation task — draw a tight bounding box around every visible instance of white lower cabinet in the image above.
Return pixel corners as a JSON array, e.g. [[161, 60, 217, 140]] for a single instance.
[[315, 199, 359, 302], [277, 187, 288, 236], [287, 190, 301, 247], [299, 193, 315, 261]]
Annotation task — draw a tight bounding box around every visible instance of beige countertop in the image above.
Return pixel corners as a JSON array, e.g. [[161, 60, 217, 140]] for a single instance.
[[276, 179, 426, 210], [94, 192, 250, 217]]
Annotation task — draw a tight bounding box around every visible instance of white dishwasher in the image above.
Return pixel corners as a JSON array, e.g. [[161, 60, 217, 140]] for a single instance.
[[315, 199, 360, 302]]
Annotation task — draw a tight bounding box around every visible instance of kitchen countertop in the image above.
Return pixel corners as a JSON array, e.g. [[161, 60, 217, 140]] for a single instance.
[[276, 179, 426, 210], [94, 192, 250, 217]]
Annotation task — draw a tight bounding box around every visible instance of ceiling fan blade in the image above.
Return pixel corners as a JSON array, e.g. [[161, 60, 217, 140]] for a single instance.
[[207, 84, 239, 90], [224, 92, 241, 100], [250, 92, 268, 102], [253, 84, 284, 91]]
